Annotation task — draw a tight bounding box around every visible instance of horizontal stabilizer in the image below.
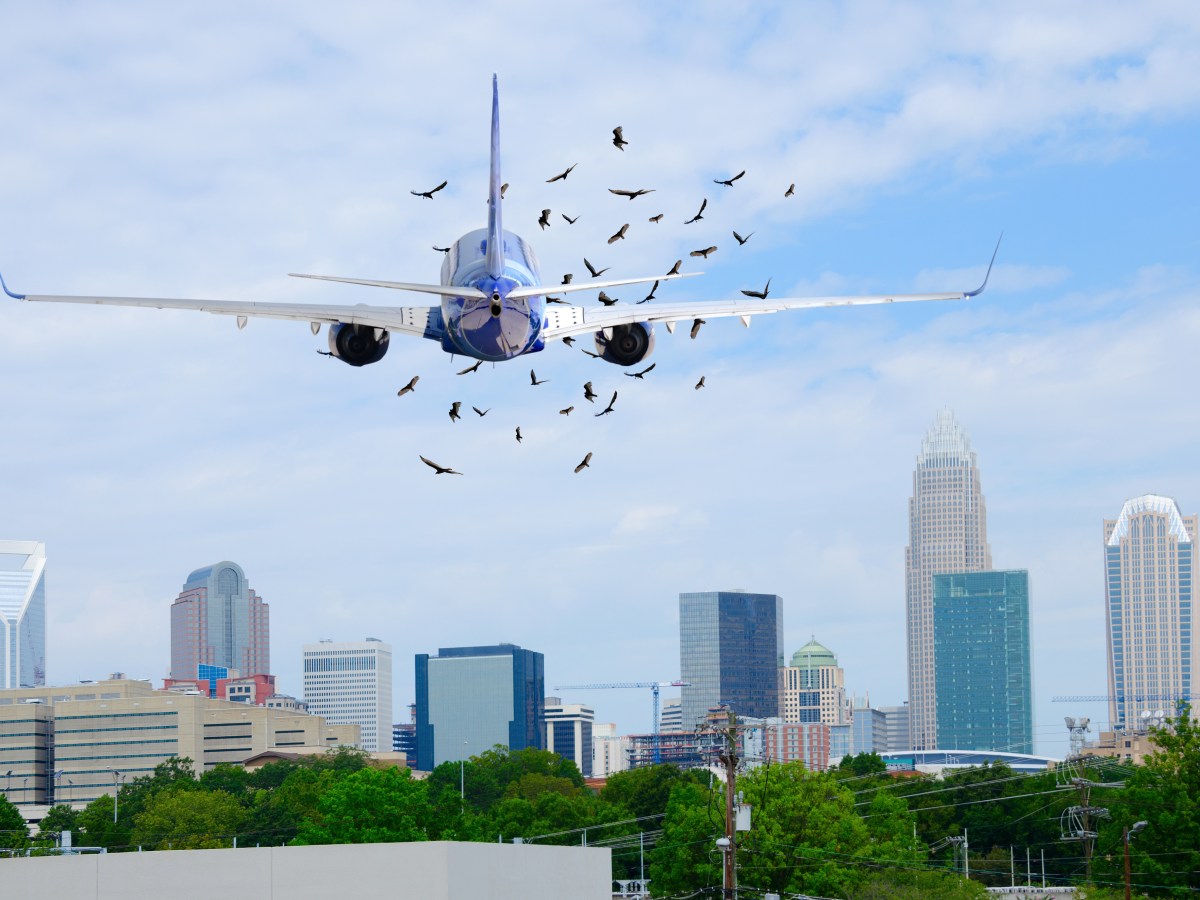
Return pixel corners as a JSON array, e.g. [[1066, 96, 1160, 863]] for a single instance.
[[289, 272, 486, 299], [506, 272, 699, 300]]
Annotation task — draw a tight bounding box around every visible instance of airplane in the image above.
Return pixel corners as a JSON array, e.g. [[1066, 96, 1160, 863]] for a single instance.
[[0, 76, 999, 369]]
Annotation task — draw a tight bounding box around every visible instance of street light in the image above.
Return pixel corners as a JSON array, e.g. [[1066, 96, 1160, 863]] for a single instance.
[[109, 768, 123, 824], [1123, 821, 1148, 900], [716, 837, 732, 899], [3, 770, 11, 799], [460, 740, 468, 805]]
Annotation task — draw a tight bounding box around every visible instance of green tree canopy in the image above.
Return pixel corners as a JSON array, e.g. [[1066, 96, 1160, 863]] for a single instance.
[[292, 766, 431, 845], [130, 787, 245, 850], [0, 794, 28, 851]]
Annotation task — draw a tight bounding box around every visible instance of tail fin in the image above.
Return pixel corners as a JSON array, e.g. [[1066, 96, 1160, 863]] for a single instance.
[[485, 75, 504, 279]]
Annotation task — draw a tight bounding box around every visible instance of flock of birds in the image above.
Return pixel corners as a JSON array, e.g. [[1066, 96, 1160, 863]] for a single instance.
[[404, 125, 796, 477]]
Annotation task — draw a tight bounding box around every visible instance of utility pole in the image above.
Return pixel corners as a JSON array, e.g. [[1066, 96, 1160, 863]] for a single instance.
[[712, 711, 739, 900], [1124, 821, 1148, 900]]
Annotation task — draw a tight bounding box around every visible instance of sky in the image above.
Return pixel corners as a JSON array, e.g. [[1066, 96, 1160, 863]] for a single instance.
[[2, 2, 1199, 760]]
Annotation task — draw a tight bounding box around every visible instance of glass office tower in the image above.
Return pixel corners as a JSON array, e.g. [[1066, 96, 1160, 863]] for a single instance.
[[679, 590, 784, 731], [0, 541, 47, 689], [933, 570, 1032, 753], [170, 561, 270, 680]]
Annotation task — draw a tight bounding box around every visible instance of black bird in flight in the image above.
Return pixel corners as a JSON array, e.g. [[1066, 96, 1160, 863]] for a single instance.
[[612, 126, 628, 150], [562, 273, 574, 284], [396, 376, 419, 397], [449, 401, 462, 422], [684, 199, 707, 224], [637, 280, 659, 304], [690, 246, 718, 259], [433, 245, 451, 253], [501, 183, 509, 198], [411, 180, 448, 199], [584, 258, 610, 278], [530, 370, 549, 386], [583, 382, 598, 402], [560, 406, 575, 416], [546, 296, 567, 304], [648, 213, 663, 223], [547, 163, 577, 183], [785, 183, 795, 197], [457, 360, 482, 375], [582, 349, 602, 358], [666, 260, 682, 276], [690, 319, 706, 340], [472, 406, 490, 417], [538, 209, 551, 230], [695, 376, 706, 390], [562, 336, 576, 346], [574, 452, 593, 474], [562, 213, 579, 224], [607, 224, 629, 244], [741, 279, 771, 300], [515, 426, 523, 443], [420, 455, 462, 475], [608, 188, 655, 200], [597, 291, 619, 306], [714, 170, 746, 186], [625, 363, 656, 379], [732, 230, 753, 246], [595, 391, 619, 417]]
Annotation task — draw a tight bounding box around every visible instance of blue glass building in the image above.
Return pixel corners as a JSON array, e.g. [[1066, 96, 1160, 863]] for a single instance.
[[0, 541, 46, 689], [932, 570, 1032, 753], [415, 643, 544, 770]]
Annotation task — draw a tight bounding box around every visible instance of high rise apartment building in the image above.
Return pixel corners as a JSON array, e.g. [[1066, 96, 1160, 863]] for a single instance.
[[780, 638, 850, 727], [1104, 495, 1197, 730], [170, 561, 270, 680], [0, 541, 46, 689], [679, 590, 784, 731], [544, 697, 595, 777], [905, 410, 992, 750], [303, 638, 393, 752]]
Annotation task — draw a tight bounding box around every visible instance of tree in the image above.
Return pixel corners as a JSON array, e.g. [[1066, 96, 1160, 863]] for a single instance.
[[77, 794, 124, 850], [601, 764, 708, 820], [130, 787, 245, 850], [0, 794, 28, 852], [32, 804, 80, 847], [292, 766, 431, 845], [839, 752, 888, 778], [852, 870, 989, 898]]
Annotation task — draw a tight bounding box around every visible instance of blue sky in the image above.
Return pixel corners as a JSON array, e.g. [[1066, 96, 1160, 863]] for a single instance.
[[3, 3, 1199, 758]]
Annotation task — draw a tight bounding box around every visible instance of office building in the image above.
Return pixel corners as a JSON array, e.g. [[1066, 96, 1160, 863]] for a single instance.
[[592, 722, 630, 777], [906, 410, 992, 750], [679, 590, 784, 731], [0, 541, 47, 689], [758, 720, 830, 771], [170, 561, 270, 681], [933, 570, 1033, 753], [879, 703, 911, 753], [303, 638, 393, 752], [850, 703, 888, 756], [1104, 495, 1198, 730], [659, 697, 683, 733], [415, 643, 544, 770], [544, 697, 595, 776], [780, 637, 850, 727]]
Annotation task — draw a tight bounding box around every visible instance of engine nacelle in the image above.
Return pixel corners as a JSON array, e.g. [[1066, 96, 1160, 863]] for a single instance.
[[594, 322, 655, 367], [327, 323, 390, 366]]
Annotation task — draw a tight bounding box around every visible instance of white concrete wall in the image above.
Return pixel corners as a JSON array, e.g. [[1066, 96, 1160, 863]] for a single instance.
[[0, 840, 611, 900]]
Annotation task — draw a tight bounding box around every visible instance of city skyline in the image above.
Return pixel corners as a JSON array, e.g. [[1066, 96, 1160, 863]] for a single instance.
[[3, 5, 1199, 757], [170, 560, 270, 682]]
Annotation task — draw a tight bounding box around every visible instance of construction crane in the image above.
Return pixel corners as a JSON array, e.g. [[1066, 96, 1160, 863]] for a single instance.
[[554, 681, 690, 764]]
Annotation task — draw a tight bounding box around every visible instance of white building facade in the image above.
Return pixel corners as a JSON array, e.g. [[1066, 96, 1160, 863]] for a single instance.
[[303, 638, 393, 751], [0, 540, 46, 689], [592, 722, 631, 777], [544, 698, 595, 776]]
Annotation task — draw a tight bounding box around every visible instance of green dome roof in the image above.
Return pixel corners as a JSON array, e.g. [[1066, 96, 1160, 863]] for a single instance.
[[791, 637, 837, 668]]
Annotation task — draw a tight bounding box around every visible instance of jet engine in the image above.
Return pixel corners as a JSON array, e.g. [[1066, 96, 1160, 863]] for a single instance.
[[594, 322, 655, 367], [327, 323, 390, 366]]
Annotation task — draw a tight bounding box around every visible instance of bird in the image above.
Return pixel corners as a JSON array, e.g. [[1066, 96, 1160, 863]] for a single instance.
[[690, 319, 706, 340], [538, 209, 551, 230], [420, 455, 462, 475], [582, 349, 602, 358], [411, 180, 448, 199], [684, 198, 707, 224], [562, 213, 579, 224], [574, 452, 593, 474], [515, 427, 523, 443], [625, 363, 656, 379], [433, 245, 451, 253], [546, 296, 567, 304], [714, 170, 746, 186], [648, 213, 664, 223], [530, 370, 549, 386], [607, 224, 629, 244], [449, 401, 462, 421], [562, 273, 574, 284], [457, 360, 482, 375], [595, 391, 618, 416], [637, 280, 659, 304], [563, 336, 576, 346], [612, 126, 628, 150], [597, 291, 619, 306], [472, 406, 490, 417], [732, 230, 753, 246], [583, 382, 597, 402], [584, 258, 610, 278], [547, 163, 577, 183], [501, 183, 509, 198], [741, 279, 771, 300], [666, 260, 682, 276], [608, 188, 655, 200], [785, 183, 795, 197], [559, 406, 574, 416], [690, 246, 718, 259], [695, 376, 706, 390], [396, 376, 419, 397]]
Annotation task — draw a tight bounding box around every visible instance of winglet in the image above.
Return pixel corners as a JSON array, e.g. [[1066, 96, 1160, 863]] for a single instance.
[[484, 74, 504, 279], [0, 269, 26, 300], [965, 233, 1003, 297]]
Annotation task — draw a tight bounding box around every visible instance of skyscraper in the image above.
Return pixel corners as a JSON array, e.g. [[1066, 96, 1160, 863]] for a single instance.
[[303, 638, 393, 752], [679, 590, 784, 730], [0, 541, 47, 689], [780, 637, 850, 727], [933, 570, 1033, 753], [544, 697, 595, 776], [906, 410, 992, 750], [170, 561, 270, 680], [1104, 495, 1197, 730], [415, 643, 545, 770]]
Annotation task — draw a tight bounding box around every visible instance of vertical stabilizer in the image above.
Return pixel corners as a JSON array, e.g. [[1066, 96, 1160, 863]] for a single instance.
[[485, 75, 504, 279]]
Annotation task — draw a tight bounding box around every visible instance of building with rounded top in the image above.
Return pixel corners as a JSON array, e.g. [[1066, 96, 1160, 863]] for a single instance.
[[781, 636, 849, 727]]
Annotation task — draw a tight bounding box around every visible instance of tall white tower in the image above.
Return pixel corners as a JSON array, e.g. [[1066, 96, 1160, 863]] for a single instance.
[[303, 638, 393, 752], [0, 541, 47, 689]]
